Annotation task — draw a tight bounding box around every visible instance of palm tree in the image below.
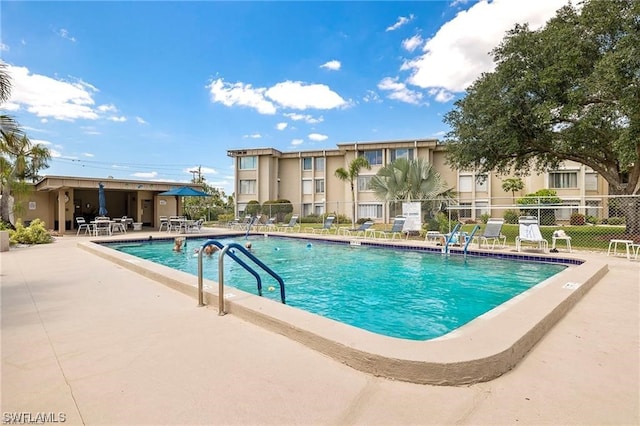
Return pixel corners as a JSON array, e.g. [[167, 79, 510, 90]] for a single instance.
[[369, 157, 453, 218], [335, 156, 371, 227], [502, 177, 524, 205], [0, 61, 21, 136], [369, 158, 451, 201], [0, 130, 51, 225]]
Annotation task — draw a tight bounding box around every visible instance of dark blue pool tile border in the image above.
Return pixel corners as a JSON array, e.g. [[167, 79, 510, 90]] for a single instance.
[[98, 232, 582, 266]]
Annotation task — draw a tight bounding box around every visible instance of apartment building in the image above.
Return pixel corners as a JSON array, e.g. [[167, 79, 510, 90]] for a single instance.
[[228, 138, 609, 223]]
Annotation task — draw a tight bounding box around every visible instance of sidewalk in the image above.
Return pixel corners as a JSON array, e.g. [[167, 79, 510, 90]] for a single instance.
[[1, 232, 638, 425]]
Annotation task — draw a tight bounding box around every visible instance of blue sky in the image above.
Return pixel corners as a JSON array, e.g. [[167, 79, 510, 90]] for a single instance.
[[1, 0, 571, 195]]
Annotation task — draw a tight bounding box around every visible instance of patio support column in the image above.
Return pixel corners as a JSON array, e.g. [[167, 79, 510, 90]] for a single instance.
[[57, 189, 66, 234]]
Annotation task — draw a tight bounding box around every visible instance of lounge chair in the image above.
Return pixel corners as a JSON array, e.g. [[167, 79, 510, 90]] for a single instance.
[[375, 217, 406, 240], [277, 215, 300, 232], [258, 217, 277, 232], [475, 218, 507, 249], [516, 216, 548, 252], [340, 221, 375, 238], [232, 215, 252, 230], [249, 215, 262, 231], [306, 216, 336, 234]]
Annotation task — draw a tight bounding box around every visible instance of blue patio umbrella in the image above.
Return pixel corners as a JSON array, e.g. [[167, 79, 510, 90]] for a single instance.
[[98, 183, 108, 216], [159, 186, 209, 216]]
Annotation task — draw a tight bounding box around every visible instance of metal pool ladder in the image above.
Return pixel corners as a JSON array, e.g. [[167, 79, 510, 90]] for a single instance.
[[197, 240, 285, 316]]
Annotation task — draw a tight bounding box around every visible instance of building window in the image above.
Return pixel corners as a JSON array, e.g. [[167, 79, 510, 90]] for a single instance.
[[586, 200, 600, 218], [390, 148, 414, 162], [314, 204, 325, 215], [475, 200, 489, 217], [475, 175, 488, 192], [358, 204, 383, 219], [585, 172, 598, 191], [459, 202, 472, 219], [358, 150, 383, 165], [302, 179, 312, 194], [239, 180, 256, 194], [239, 156, 257, 170], [314, 157, 325, 171], [237, 203, 247, 215], [556, 200, 579, 220], [358, 176, 372, 191], [458, 175, 473, 192], [302, 157, 312, 170], [549, 171, 578, 189], [315, 179, 324, 193], [302, 203, 313, 216]]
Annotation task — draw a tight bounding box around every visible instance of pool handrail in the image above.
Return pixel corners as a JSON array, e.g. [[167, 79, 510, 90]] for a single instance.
[[443, 223, 461, 255], [198, 240, 263, 308], [463, 225, 481, 255], [197, 240, 286, 314]]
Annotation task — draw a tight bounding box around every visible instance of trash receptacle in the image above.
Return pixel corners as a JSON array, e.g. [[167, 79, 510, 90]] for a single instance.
[[132, 222, 143, 231]]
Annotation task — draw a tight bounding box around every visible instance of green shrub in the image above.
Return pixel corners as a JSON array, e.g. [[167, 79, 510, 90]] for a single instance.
[[479, 213, 490, 224], [356, 217, 372, 225], [570, 213, 586, 225], [426, 217, 440, 231], [607, 217, 625, 225], [586, 215, 599, 225], [517, 189, 561, 225], [245, 200, 261, 215], [9, 219, 53, 245], [503, 209, 520, 224], [218, 213, 235, 223]]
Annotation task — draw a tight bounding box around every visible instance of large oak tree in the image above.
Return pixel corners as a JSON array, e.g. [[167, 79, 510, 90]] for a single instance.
[[444, 0, 639, 232]]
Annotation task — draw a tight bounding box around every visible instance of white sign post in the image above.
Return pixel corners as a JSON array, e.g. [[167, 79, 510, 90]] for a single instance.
[[402, 202, 422, 233]]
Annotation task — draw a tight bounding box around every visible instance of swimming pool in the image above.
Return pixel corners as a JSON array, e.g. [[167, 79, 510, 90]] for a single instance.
[[108, 235, 566, 340]]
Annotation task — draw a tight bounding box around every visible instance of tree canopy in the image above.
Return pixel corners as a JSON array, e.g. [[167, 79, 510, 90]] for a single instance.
[[443, 0, 639, 196]]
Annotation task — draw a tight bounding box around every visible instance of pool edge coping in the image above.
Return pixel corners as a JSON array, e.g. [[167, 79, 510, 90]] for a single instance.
[[78, 237, 608, 386]]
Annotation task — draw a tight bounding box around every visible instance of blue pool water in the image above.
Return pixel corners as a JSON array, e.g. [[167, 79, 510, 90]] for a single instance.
[[108, 236, 567, 340]]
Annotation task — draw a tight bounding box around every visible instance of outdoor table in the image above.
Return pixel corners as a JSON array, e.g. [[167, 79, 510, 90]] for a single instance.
[[607, 239, 634, 259]]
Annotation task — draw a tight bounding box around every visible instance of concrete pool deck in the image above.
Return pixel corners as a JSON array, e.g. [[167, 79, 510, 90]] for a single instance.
[[2, 228, 639, 425]]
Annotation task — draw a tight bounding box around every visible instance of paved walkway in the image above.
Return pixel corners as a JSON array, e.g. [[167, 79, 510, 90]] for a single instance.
[[1, 230, 638, 425]]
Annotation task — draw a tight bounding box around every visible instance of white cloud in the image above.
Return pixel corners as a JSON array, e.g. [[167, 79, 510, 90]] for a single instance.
[[135, 116, 148, 125], [243, 133, 262, 139], [82, 152, 94, 157], [208, 78, 347, 114], [291, 139, 304, 146], [378, 77, 424, 105], [320, 60, 341, 71], [98, 104, 117, 113], [386, 14, 414, 32], [58, 28, 76, 42], [308, 133, 328, 142], [283, 113, 324, 124], [0, 43, 8, 52], [184, 166, 218, 175], [265, 81, 347, 110], [404, 0, 571, 92], [5, 65, 122, 121], [429, 88, 455, 103], [132, 171, 158, 178], [108, 116, 127, 122], [402, 34, 423, 52], [362, 90, 381, 103], [276, 122, 288, 130], [207, 78, 276, 114]]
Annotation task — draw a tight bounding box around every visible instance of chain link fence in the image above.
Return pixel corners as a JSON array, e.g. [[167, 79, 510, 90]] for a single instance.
[[236, 195, 639, 253]]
